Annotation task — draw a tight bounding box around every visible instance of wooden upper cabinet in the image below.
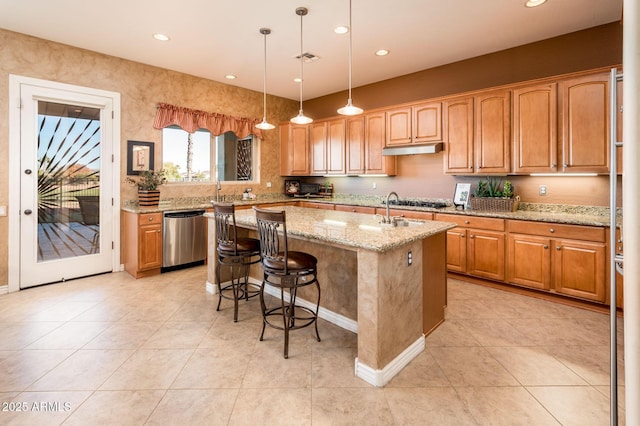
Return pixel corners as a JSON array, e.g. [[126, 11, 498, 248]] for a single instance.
[[310, 121, 327, 175], [616, 78, 623, 174], [512, 83, 558, 174], [559, 73, 610, 173], [365, 112, 396, 175], [310, 118, 346, 175], [280, 123, 310, 176], [474, 90, 511, 174], [346, 116, 365, 175], [386, 102, 442, 146], [443, 96, 474, 174], [413, 102, 442, 143], [386, 107, 411, 145]]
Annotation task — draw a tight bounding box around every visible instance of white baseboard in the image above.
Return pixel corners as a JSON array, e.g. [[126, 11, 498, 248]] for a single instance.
[[355, 335, 425, 387], [206, 277, 358, 334], [0, 285, 8, 295]]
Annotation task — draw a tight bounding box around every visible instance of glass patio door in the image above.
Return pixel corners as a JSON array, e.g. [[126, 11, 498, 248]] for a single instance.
[[19, 83, 115, 288]]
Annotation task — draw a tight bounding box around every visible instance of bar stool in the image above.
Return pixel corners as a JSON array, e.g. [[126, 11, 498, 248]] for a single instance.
[[212, 203, 261, 322], [253, 207, 321, 359]]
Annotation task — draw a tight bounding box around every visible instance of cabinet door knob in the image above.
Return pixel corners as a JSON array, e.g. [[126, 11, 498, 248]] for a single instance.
[[149, 217, 154, 221], [468, 166, 473, 169], [469, 234, 475, 239], [460, 234, 465, 238], [556, 246, 561, 251], [543, 244, 549, 249], [549, 228, 555, 233], [464, 220, 470, 224]]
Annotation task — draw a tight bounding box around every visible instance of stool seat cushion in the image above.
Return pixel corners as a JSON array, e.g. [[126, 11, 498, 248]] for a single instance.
[[218, 237, 260, 255], [263, 251, 317, 272]]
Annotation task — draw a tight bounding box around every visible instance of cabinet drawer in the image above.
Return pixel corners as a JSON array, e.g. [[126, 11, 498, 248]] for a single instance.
[[435, 214, 505, 232], [139, 212, 162, 224], [507, 220, 605, 242], [335, 204, 376, 214]]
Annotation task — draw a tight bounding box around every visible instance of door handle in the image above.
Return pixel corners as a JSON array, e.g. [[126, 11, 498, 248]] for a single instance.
[[24, 209, 32, 215], [24, 169, 32, 175]]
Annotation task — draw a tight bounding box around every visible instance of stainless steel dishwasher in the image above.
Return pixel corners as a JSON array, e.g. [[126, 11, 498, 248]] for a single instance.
[[162, 210, 207, 271]]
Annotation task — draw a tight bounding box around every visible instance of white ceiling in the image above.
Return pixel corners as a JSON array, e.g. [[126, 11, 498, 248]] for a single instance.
[[0, 0, 623, 101]]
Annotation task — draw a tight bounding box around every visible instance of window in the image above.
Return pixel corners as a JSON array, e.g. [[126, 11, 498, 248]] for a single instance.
[[162, 127, 256, 183]]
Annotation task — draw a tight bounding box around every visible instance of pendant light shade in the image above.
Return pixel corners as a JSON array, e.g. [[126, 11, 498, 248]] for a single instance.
[[256, 28, 275, 130], [290, 7, 313, 125], [337, 0, 363, 116]]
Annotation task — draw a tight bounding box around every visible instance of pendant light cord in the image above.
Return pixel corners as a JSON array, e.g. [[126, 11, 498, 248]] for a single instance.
[[299, 10, 304, 112], [347, 0, 353, 101], [262, 30, 268, 117]]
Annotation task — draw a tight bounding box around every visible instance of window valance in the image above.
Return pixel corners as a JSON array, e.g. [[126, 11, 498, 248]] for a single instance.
[[153, 103, 264, 139]]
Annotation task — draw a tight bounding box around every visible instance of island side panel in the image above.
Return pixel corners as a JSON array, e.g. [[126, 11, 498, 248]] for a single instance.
[[422, 232, 447, 335], [357, 240, 424, 369]]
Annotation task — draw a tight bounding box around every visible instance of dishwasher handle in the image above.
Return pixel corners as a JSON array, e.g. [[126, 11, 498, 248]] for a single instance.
[[163, 210, 205, 218]]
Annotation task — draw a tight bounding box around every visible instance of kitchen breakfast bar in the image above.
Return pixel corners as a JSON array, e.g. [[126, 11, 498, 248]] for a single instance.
[[205, 206, 456, 386]]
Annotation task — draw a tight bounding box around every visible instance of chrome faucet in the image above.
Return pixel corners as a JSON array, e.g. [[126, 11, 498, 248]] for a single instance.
[[377, 191, 399, 224]]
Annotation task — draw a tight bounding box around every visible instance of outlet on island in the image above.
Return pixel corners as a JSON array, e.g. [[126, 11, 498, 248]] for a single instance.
[[539, 185, 547, 196]]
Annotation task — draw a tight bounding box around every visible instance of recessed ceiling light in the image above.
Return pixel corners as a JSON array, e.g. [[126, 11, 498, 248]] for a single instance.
[[153, 33, 170, 41], [375, 49, 390, 56], [525, 0, 547, 7], [225, 74, 237, 80], [334, 26, 349, 35]]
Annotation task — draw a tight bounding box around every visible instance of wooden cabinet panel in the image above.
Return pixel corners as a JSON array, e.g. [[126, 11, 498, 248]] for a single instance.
[[445, 228, 467, 273], [386, 107, 411, 145], [475, 90, 511, 174], [327, 119, 346, 174], [435, 213, 504, 232], [467, 230, 505, 281], [507, 220, 605, 242], [310, 121, 327, 175], [507, 234, 552, 290], [299, 201, 335, 210], [346, 116, 365, 175], [123, 211, 162, 278], [413, 102, 442, 143], [280, 123, 310, 176], [559, 73, 610, 173], [334, 204, 376, 214], [139, 220, 162, 270], [443, 97, 474, 174], [554, 239, 606, 302], [365, 112, 396, 175], [513, 83, 558, 173]]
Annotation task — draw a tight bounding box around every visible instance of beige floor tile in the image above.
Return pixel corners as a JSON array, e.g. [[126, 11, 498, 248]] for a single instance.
[[425, 318, 480, 347], [242, 339, 312, 389], [445, 297, 499, 320], [25, 321, 111, 350], [385, 350, 450, 388], [312, 387, 394, 425], [28, 349, 133, 391], [146, 389, 238, 425], [142, 321, 211, 349], [429, 346, 519, 387], [0, 350, 73, 392], [83, 321, 162, 349], [0, 322, 63, 350], [594, 384, 626, 410], [311, 345, 368, 388], [171, 346, 251, 389], [546, 344, 623, 386], [0, 390, 91, 425], [456, 386, 559, 425], [25, 301, 98, 322], [526, 385, 612, 426], [487, 346, 587, 386], [228, 387, 312, 426], [384, 387, 477, 425], [62, 390, 165, 426], [100, 349, 192, 390], [198, 314, 261, 354], [458, 318, 535, 347]]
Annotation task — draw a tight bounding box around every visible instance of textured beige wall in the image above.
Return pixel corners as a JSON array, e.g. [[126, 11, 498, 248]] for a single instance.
[[0, 28, 298, 286]]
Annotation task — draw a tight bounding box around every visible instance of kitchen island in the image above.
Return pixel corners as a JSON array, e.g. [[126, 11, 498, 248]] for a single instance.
[[205, 206, 456, 386]]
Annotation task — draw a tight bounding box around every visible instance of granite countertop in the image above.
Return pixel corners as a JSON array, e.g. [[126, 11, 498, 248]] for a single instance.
[[123, 194, 619, 228], [209, 206, 456, 253]]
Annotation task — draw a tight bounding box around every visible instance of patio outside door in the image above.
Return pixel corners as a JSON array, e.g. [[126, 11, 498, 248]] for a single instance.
[[17, 81, 116, 288]]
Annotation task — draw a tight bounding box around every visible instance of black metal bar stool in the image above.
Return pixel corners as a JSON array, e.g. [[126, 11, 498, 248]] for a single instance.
[[253, 207, 321, 359], [212, 203, 261, 322]]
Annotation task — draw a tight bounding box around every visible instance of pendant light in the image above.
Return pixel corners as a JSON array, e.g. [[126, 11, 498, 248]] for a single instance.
[[337, 0, 363, 116], [290, 7, 313, 125], [256, 28, 275, 130]]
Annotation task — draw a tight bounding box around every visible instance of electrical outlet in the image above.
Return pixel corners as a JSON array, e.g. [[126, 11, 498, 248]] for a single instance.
[[266, 182, 272, 188], [539, 185, 547, 196], [407, 250, 413, 266], [372, 182, 377, 189], [0, 205, 6, 216]]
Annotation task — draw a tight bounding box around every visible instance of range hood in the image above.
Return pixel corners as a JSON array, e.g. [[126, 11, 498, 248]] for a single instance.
[[382, 142, 443, 156]]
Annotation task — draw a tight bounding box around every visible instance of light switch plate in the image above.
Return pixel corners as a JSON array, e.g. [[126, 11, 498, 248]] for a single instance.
[[0, 205, 6, 216]]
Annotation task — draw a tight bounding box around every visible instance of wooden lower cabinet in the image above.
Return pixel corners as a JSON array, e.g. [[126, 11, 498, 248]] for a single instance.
[[298, 201, 335, 210], [435, 214, 505, 281], [335, 204, 376, 214], [506, 220, 607, 303], [123, 211, 163, 278]]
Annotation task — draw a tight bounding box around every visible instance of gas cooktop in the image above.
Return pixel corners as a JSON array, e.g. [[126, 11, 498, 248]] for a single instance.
[[383, 199, 448, 209]]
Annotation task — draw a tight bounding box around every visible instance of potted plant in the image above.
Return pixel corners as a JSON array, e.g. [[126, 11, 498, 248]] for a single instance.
[[125, 169, 166, 207], [471, 177, 519, 212]]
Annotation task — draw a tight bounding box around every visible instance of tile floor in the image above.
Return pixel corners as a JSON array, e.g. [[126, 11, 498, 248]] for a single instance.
[[0, 265, 625, 425]]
